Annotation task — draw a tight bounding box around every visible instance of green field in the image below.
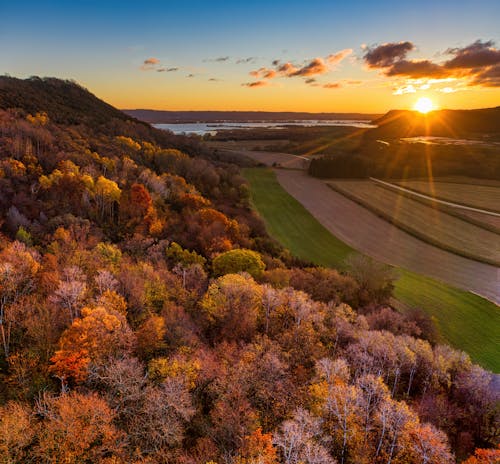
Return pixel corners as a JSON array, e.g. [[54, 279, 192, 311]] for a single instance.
[[243, 168, 500, 372], [328, 180, 500, 267]]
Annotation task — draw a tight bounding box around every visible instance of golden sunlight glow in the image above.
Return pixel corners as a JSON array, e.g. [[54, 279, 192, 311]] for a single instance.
[[413, 97, 435, 114]]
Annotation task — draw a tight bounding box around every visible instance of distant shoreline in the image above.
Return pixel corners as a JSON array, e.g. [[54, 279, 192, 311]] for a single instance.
[[123, 109, 382, 124]]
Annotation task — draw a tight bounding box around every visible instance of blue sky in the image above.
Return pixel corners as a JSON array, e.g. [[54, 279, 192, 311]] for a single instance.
[[1, 1, 499, 111]]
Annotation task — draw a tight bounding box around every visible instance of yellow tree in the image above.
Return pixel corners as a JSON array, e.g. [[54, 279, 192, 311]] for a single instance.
[[94, 176, 121, 220], [199, 273, 263, 342]]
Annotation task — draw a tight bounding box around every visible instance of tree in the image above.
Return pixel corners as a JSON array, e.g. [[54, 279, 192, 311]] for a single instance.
[[462, 445, 500, 464], [50, 305, 135, 386], [128, 378, 195, 454], [35, 392, 124, 463], [273, 408, 335, 464], [213, 249, 266, 279], [136, 315, 167, 359], [94, 175, 121, 220], [409, 423, 454, 464], [345, 254, 397, 305], [235, 428, 278, 464], [50, 265, 87, 322], [0, 241, 40, 357], [0, 402, 36, 464], [199, 273, 262, 342]]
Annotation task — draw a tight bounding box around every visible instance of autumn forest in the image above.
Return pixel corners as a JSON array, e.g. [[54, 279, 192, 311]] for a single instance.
[[0, 76, 498, 464]]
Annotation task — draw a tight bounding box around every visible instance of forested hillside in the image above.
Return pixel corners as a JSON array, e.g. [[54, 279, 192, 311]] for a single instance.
[[0, 77, 497, 464]]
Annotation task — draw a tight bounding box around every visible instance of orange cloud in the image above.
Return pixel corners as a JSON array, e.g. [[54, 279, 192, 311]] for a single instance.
[[246, 49, 351, 87], [327, 48, 353, 65], [144, 57, 160, 65], [323, 82, 341, 89]]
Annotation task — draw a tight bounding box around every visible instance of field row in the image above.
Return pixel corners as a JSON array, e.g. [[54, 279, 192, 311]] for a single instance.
[[394, 180, 500, 212], [328, 180, 500, 267]]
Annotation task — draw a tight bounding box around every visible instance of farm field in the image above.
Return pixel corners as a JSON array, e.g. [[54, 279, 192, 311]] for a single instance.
[[395, 179, 500, 212], [328, 180, 500, 267], [458, 209, 500, 230], [243, 168, 500, 372]]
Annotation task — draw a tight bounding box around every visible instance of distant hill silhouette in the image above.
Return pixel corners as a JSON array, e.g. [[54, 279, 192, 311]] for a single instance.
[[123, 109, 381, 123], [366, 107, 500, 139]]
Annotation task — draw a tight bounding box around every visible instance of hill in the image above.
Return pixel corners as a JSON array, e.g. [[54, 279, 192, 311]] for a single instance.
[[123, 109, 381, 123], [367, 107, 500, 139], [0, 76, 135, 127]]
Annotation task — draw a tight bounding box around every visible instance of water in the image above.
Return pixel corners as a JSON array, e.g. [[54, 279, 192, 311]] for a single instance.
[[401, 136, 500, 146], [154, 119, 376, 136]]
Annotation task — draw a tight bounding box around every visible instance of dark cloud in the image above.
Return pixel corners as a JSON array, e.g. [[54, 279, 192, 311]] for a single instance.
[[204, 56, 230, 63], [471, 63, 500, 87], [444, 40, 500, 69], [364, 39, 500, 86], [364, 42, 414, 68], [187, 74, 195, 78], [157, 67, 179, 73], [208, 78, 221, 82], [305, 78, 316, 84], [236, 57, 257, 64], [386, 60, 449, 78], [242, 80, 269, 88]]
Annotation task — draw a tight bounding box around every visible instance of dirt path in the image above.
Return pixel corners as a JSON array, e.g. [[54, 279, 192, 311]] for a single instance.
[[276, 169, 500, 304]]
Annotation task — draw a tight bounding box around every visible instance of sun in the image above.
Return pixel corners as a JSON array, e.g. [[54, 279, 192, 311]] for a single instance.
[[413, 97, 435, 114]]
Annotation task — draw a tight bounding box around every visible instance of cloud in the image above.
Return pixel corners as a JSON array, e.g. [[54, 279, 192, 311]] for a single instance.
[[326, 48, 353, 65], [364, 39, 500, 87], [187, 74, 195, 78], [236, 57, 257, 64], [364, 42, 414, 68], [242, 81, 269, 88], [305, 78, 316, 84], [386, 60, 449, 78], [157, 67, 179, 73], [208, 78, 221, 82], [250, 67, 277, 79], [141, 57, 162, 71], [144, 57, 160, 66], [290, 58, 328, 77], [323, 82, 341, 89], [393, 84, 417, 95], [246, 48, 352, 86], [470, 63, 500, 87], [444, 40, 500, 68], [204, 56, 230, 63]]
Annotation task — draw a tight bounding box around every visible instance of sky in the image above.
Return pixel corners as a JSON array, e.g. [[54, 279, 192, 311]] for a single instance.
[[1, 0, 500, 113]]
